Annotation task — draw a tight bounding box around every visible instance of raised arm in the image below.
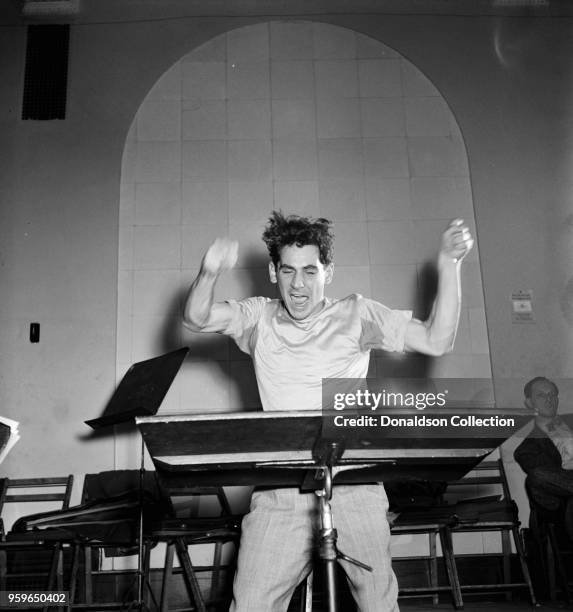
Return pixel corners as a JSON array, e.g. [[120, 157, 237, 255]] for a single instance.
[[182, 237, 238, 333], [404, 219, 474, 356]]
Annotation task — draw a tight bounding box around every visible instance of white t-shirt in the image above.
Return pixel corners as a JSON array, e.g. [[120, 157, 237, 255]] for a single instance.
[[223, 293, 412, 412]]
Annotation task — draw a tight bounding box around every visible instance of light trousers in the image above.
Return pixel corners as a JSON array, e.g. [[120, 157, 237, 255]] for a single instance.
[[229, 484, 399, 612]]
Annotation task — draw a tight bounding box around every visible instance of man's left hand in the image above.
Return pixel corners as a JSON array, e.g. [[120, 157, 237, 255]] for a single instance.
[[440, 218, 474, 263]]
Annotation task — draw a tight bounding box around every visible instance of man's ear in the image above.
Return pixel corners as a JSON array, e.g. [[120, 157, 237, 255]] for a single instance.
[[524, 397, 534, 412], [268, 261, 277, 284], [325, 263, 334, 285]]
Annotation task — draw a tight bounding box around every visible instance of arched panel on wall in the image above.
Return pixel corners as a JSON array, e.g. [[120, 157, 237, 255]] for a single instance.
[[118, 21, 491, 467]]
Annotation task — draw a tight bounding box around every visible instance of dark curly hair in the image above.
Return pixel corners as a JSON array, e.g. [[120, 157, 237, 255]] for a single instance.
[[262, 211, 334, 266]]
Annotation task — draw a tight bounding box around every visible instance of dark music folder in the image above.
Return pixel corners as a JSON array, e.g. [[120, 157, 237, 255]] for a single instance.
[[86, 347, 189, 430]]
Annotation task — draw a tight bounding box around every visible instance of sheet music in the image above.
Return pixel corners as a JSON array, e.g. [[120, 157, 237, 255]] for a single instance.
[[0, 416, 20, 465]]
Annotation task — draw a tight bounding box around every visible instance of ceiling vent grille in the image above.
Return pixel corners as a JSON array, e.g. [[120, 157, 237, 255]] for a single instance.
[[22, 0, 81, 20], [22, 24, 69, 120]]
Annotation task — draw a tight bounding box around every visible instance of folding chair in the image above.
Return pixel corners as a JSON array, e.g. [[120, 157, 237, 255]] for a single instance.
[[149, 485, 242, 612], [391, 511, 463, 609], [70, 469, 165, 610], [385, 479, 463, 609], [446, 457, 537, 604], [0, 476, 75, 595]]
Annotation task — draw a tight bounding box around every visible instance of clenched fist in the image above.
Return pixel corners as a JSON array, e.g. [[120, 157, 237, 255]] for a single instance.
[[202, 237, 239, 276], [440, 219, 474, 263]]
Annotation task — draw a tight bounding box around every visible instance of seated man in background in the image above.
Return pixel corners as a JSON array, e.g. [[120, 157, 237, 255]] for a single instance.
[[514, 377, 573, 541]]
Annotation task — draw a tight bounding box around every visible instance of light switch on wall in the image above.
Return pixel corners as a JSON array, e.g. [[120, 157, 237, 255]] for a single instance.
[[30, 322, 40, 343]]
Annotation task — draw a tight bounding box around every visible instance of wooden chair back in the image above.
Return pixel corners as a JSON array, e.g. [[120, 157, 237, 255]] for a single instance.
[[0, 476, 74, 534]]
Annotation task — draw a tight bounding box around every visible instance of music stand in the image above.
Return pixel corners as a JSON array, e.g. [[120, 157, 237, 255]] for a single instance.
[[137, 407, 530, 612], [85, 347, 189, 611]]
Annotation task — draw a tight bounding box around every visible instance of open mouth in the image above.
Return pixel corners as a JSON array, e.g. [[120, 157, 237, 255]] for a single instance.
[[290, 294, 308, 307]]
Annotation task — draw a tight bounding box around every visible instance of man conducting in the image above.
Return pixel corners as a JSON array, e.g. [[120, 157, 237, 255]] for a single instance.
[[183, 211, 473, 612]]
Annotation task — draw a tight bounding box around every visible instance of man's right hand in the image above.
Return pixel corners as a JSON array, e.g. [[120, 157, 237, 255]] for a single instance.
[[202, 237, 239, 276]]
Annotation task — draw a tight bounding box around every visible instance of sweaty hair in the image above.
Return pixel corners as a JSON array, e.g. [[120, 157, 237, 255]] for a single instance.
[[262, 211, 334, 266], [523, 376, 558, 398]]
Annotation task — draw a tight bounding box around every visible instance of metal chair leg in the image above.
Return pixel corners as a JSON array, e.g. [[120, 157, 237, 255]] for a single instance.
[[439, 527, 464, 610], [512, 525, 538, 606]]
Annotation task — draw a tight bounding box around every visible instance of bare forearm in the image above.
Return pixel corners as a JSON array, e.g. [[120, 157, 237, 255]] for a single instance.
[[183, 270, 218, 331], [408, 218, 471, 355], [424, 253, 462, 354], [182, 237, 238, 332]]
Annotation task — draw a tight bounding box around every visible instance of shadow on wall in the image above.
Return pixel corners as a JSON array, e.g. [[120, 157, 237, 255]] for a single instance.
[[372, 259, 437, 381], [157, 250, 274, 410]]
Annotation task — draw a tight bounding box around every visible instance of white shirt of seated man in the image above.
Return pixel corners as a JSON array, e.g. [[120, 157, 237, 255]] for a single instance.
[[528, 378, 573, 469]]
